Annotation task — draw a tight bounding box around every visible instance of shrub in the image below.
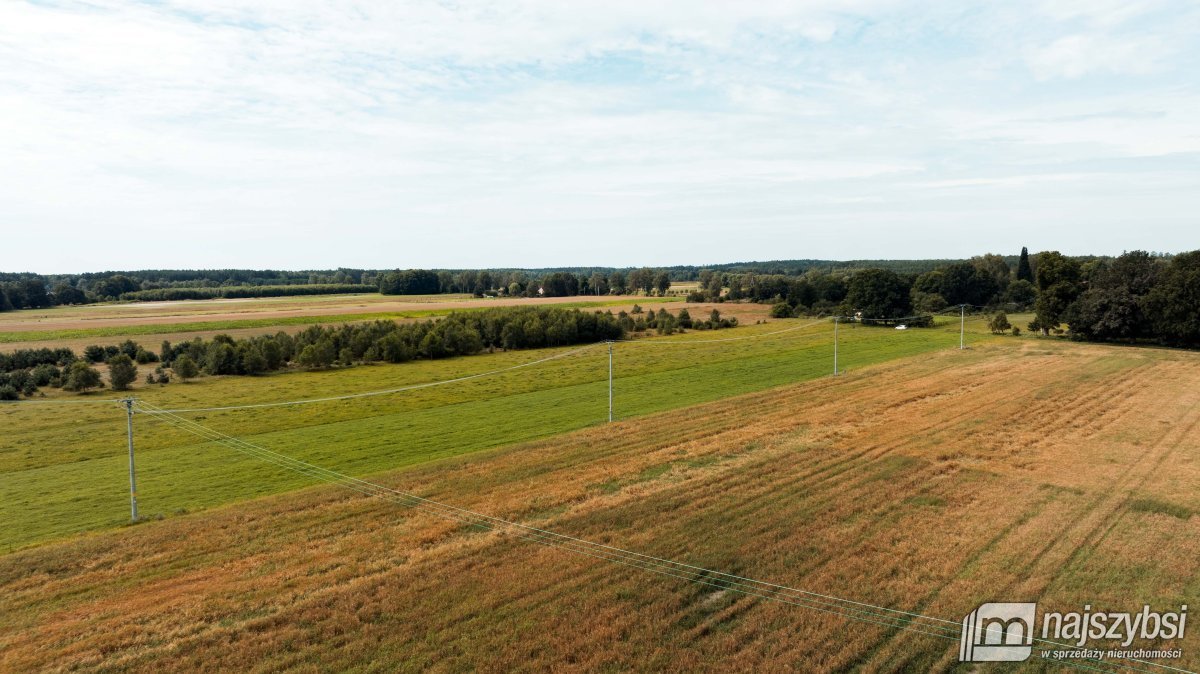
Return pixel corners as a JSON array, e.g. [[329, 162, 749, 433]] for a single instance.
[[107, 354, 137, 391], [988, 311, 1012, 334], [173, 354, 199, 380], [63, 361, 102, 392]]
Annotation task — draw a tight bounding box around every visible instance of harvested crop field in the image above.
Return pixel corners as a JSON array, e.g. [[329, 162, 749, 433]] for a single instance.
[[2, 339, 1196, 672], [0, 294, 773, 352]]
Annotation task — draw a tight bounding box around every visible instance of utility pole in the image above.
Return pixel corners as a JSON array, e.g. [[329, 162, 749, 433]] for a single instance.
[[960, 304, 966, 350], [124, 398, 138, 521], [833, 316, 839, 376], [607, 341, 614, 422]]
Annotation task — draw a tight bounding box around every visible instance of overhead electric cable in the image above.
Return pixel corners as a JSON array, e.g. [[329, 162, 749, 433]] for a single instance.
[[141, 343, 601, 414], [133, 400, 1180, 674]]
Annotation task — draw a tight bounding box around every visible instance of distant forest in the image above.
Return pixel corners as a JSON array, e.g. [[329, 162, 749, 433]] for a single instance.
[[2, 249, 1197, 349], [0, 258, 977, 308]]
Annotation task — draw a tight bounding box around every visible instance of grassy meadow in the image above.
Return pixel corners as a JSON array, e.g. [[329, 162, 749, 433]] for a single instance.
[[1, 334, 1196, 672], [1, 316, 998, 551]]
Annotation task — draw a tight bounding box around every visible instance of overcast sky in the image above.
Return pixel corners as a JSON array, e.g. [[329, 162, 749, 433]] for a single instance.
[[2, 1, 1198, 273]]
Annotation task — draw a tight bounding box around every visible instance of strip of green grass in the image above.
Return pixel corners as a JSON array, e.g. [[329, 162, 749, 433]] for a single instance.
[[0, 318, 996, 551], [0, 297, 680, 345]]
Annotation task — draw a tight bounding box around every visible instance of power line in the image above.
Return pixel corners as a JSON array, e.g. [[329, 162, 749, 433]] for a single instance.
[[613, 319, 826, 345], [133, 400, 1178, 674], [142, 318, 838, 413], [141, 343, 601, 414], [0, 397, 127, 406], [134, 401, 967, 637]]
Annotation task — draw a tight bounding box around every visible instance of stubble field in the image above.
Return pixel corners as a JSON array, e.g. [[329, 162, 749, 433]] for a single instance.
[[1, 337, 1196, 672], [0, 293, 710, 350], [0, 316, 979, 551]]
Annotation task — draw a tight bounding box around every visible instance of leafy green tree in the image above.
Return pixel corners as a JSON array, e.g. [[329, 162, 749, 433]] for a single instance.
[[1016, 246, 1034, 282], [238, 344, 269, 374], [1031, 251, 1082, 334], [1067, 251, 1162, 342], [769, 302, 793, 318], [844, 268, 911, 319], [61, 362, 100, 393], [204, 342, 240, 375], [173, 354, 199, 381], [988, 311, 1012, 334], [653, 272, 671, 295], [83, 345, 107, 363], [971, 254, 1011, 293], [51, 283, 88, 306], [378, 269, 440, 295], [940, 262, 999, 306], [677, 308, 692, 328], [911, 291, 947, 313], [609, 271, 628, 294], [297, 340, 336, 368], [259, 340, 284, 370], [1005, 279, 1036, 309], [1145, 250, 1200, 347], [912, 270, 945, 296], [107, 354, 137, 391], [628, 268, 654, 294], [588, 272, 609, 295], [21, 279, 51, 308], [92, 274, 139, 299]]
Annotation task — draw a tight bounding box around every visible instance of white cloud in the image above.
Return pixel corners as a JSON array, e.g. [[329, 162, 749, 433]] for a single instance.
[[0, 1, 1197, 271]]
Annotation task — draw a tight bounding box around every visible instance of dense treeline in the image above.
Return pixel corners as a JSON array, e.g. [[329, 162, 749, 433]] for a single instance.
[[377, 268, 675, 298], [0, 269, 379, 309], [154, 307, 625, 377], [4, 252, 1196, 349], [0, 258, 994, 310], [737, 248, 1200, 347], [0, 305, 739, 399], [119, 284, 376, 302]]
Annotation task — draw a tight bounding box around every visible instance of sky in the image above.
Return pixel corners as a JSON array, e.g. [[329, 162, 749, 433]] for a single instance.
[[1, 1, 1198, 273]]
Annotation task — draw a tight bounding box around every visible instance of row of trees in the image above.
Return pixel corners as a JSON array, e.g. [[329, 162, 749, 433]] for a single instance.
[[149, 307, 626, 378], [749, 247, 1200, 347], [378, 268, 676, 297], [0, 277, 372, 310], [721, 251, 1037, 319], [0, 353, 143, 399], [1031, 250, 1200, 346], [1, 304, 731, 398], [117, 284, 375, 302]]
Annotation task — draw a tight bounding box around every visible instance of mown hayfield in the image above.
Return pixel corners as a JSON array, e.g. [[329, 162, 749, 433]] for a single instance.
[[0, 294, 687, 348], [0, 337, 1195, 672], [0, 317, 989, 551]]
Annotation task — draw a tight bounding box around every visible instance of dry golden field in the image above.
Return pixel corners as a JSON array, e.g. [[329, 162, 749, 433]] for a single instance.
[[1, 339, 1197, 672], [0, 293, 771, 352]]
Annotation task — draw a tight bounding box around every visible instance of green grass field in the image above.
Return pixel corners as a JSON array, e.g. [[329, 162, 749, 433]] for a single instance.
[[0, 316, 1004, 552]]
